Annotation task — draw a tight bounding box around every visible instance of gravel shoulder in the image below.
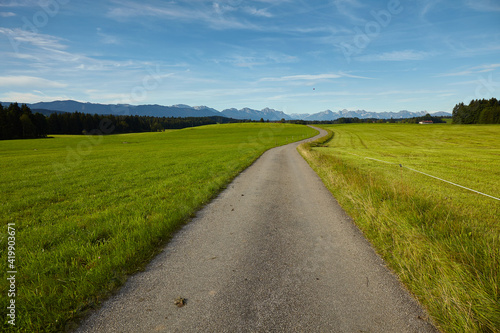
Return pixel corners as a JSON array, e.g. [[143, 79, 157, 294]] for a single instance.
[[75, 127, 438, 333]]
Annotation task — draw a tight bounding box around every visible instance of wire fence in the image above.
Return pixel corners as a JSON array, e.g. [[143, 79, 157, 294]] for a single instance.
[[346, 152, 500, 201]]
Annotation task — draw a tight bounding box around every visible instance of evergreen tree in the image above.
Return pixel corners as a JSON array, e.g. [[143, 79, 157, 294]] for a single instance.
[[20, 113, 36, 138], [452, 98, 500, 124], [7, 103, 23, 139], [0, 104, 7, 139]]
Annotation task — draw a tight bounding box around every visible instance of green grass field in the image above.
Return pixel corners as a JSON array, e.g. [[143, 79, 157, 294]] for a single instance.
[[298, 123, 499, 333], [0, 123, 317, 332]]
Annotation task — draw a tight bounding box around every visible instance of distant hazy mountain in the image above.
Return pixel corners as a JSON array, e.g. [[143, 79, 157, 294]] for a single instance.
[[302, 109, 450, 121], [221, 107, 292, 121], [289, 113, 311, 120], [22, 101, 221, 118], [429, 111, 453, 117], [0, 100, 451, 120]]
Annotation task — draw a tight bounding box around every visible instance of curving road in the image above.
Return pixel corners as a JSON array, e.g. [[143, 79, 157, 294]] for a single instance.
[[76, 127, 438, 333]]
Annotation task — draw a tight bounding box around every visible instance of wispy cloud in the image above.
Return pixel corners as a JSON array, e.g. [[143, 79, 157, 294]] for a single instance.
[[260, 72, 371, 82], [0, 91, 71, 103], [331, 0, 365, 23], [464, 0, 500, 12], [435, 63, 500, 77], [0, 28, 93, 70], [158, 86, 284, 102], [0, 0, 38, 7], [0, 28, 157, 73], [243, 6, 273, 17], [265, 90, 362, 101], [355, 50, 434, 62], [96, 29, 120, 45], [107, 1, 190, 20], [375, 89, 453, 96], [212, 2, 237, 15], [0, 28, 67, 51], [0, 11, 16, 16], [107, 0, 262, 30], [83, 90, 135, 104], [419, 0, 444, 19], [0, 76, 67, 88], [213, 51, 297, 68]]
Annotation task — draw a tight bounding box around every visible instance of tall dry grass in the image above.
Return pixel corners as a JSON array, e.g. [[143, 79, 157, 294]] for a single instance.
[[298, 127, 499, 333]]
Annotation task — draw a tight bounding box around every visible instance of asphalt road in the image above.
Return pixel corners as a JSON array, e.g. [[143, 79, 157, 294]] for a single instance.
[[76, 127, 438, 333]]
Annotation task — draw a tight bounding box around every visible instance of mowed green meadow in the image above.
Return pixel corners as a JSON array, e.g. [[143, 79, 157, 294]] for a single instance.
[[0, 123, 318, 332], [299, 123, 499, 333]]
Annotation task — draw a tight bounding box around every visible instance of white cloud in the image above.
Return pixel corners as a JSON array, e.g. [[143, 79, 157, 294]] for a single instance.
[[213, 51, 298, 68], [0, 0, 38, 7], [479, 63, 500, 71], [0, 28, 67, 51], [213, 2, 237, 15], [0, 76, 67, 88], [83, 90, 132, 104], [0, 11, 16, 16], [108, 1, 192, 20], [464, 0, 500, 12], [0, 28, 160, 74], [332, 0, 365, 23], [436, 63, 500, 77], [419, 0, 444, 19], [243, 6, 273, 17], [355, 50, 434, 62], [437, 70, 485, 77], [97, 31, 120, 45], [107, 0, 261, 30], [0, 91, 70, 103], [375, 89, 453, 96], [260, 72, 371, 82], [265, 90, 363, 101]]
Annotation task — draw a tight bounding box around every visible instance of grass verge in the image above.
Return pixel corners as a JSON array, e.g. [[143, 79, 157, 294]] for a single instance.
[[0, 123, 318, 332], [298, 124, 499, 333]]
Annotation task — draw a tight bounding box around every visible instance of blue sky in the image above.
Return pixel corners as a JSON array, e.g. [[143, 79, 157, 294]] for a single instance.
[[0, 0, 499, 114]]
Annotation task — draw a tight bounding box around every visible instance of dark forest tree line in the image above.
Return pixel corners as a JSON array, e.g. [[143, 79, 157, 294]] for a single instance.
[[0, 103, 246, 140], [46, 111, 244, 135], [0, 103, 48, 140], [452, 98, 500, 124], [399, 113, 446, 124]]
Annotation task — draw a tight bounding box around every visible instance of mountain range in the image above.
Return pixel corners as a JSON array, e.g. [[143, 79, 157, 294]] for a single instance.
[[1, 100, 451, 121]]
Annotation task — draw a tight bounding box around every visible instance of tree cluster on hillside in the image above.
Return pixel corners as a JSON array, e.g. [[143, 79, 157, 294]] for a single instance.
[[46, 112, 245, 135], [399, 113, 446, 124], [0, 103, 48, 140], [452, 98, 500, 124]]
